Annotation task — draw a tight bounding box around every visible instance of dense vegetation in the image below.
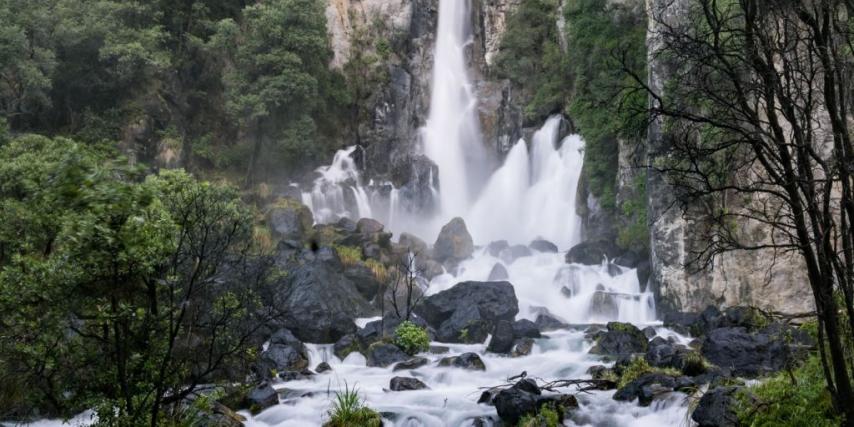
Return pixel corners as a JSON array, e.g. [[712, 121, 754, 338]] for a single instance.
[[495, 0, 649, 250], [0, 0, 348, 185]]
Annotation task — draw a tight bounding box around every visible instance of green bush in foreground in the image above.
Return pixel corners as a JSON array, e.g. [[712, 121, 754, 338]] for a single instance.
[[325, 384, 382, 427], [394, 321, 430, 356], [517, 403, 561, 427], [736, 355, 839, 427]]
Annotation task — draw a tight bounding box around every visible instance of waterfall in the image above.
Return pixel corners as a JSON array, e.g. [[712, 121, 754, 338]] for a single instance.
[[422, 0, 490, 219]]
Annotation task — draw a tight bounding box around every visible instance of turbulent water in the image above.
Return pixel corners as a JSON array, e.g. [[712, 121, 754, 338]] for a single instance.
[[280, 0, 692, 424]]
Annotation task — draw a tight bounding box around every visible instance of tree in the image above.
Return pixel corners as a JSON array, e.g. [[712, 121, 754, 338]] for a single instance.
[[629, 0, 854, 423], [214, 0, 346, 184], [0, 135, 275, 424]]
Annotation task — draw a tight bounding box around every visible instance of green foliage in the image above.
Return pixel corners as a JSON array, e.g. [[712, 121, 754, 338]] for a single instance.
[[0, 135, 270, 421], [616, 173, 649, 251], [335, 245, 364, 267], [325, 384, 382, 427], [736, 356, 840, 427], [394, 321, 430, 356], [517, 403, 562, 427], [494, 0, 571, 120], [617, 357, 681, 388]]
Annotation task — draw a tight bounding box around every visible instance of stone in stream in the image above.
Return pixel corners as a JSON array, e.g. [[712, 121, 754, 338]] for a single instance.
[[389, 376, 429, 391], [245, 382, 278, 414], [437, 352, 486, 370], [365, 342, 409, 367], [493, 379, 578, 424], [315, 362, 332, 373], [499, 244, 533, 264], [565, 240, 621, 265], [612, 372, 677, 406], [254, 328, 309, 380], [393, 357, 429, 371], [511, 338, 535, 357], [487, 263, 509, 281], [487, 240, 510, 257], [533, 309, 570, 331], [529, 239, 558, 253], [333, 334, 361, 359], [512, 319, 542, 338], [433, 217, 474, 262], [415, 281, 519, 343], [589, 322, 648, 356], [486, 320, 515, 353]]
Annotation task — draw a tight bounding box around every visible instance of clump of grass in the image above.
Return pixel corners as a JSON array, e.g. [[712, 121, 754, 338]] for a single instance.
[[334, 245, 363, 267], [324, 383, 381, 427], [517, 403, 562, 427], [394, 321, 430, 356], [365, 259, 389, 283], [618, 357, 681, 388]]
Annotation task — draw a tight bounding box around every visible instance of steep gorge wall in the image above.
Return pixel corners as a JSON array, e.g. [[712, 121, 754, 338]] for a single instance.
[[645, 0, 813, 315]]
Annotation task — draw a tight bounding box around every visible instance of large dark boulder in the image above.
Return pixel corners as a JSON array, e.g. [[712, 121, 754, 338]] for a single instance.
[[389, 376, 429, 391], [415, 281, 518, 343], [487, 320, 515, 354], [245, 382, 278, 414], [613, 373, 677, 406], [366, 342, 409, 367], [342, 261, 382, 301], [691, 387, 741, 427], [437, 352, 486, 370], [398, 232, 428, 255], [266, 198, 313, 242], [433, 217, 474, 262], [492, 380, 541, 424], [589, 322, 648, 356], [512, 319, 542, 339], [565, 240, 621, 265], [393, 357, 429, 371], [333, 334, 361, 359], [272, 247, 373, 343], [530, 239, 558, 253], [722, 306, 770, 331], [701, 327, 795, 377], [254, 329, 309, 379], [534, 310, 569, 331]]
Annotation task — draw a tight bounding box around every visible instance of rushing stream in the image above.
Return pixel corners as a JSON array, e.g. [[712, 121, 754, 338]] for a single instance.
[[267, 0, 693, 425]]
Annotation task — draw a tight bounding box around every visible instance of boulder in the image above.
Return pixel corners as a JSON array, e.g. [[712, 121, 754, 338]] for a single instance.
[[492, 380, 541, 424], [500, 244, 533, 264], [486, 320, 515, 354], [691, 387, 742, 427], [613, 373, 677, 406], [365, 342, 409, 367], [589, 322, 649, 356], [433, 217, 474, 262], [255, 329, 309, 379], [645, 341, 706, 375], [487, 263, 509, 281], [534, 311, 569, 331], [398, 232, 428, 255], [512, 319, 542, 339], [333, 334, 361, 359], [529, 239, 558, 253], [393, 357, 429, 371], [437, 352, 486, 370], [245, 382, 278, 414], [487, 240, 510, 257], [565, 240, 621, 265], [662, 311, 699, 335], [342, 261, 382, 301], [722, 306, 770, 331], [266, 198, 313, 242], [389, 376, 429, 391], [315, 362, 332, 373], [642, 326, 657, 339], [701, 327, 795, 377], [511, 338, 535, 357], [272, 247, 372, 343], [415, 281, 519, 343], [356, 218, 385, 235], [357, 314, 432, 346]]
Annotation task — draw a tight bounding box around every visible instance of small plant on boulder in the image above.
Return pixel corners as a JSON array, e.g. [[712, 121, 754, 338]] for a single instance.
[[325, 383, 382, 427], [394, 321, 430, 356]]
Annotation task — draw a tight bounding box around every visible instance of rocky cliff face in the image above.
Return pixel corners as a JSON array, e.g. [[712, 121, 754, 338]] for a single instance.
[[645, 0, 813, 315]]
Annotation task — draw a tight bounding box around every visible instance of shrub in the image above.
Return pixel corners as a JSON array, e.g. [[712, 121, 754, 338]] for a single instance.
[[334, 245, 363, 266], [394, 321, 430, 356], [517, 403, 562, 427], [617, 357, 681, 388], [735, 356, 839, 427], [325, 384, 382, 427]]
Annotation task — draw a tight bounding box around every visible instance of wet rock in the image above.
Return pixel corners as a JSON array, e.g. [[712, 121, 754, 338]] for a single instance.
[[500, 244, 533, 264], [694, 306, 725, 335], [358, 314, 432, 346], [691, 386, 742, 427], [512, 319, 542, 339], [642, 326, 657, 339], [197, 401, 246, 427], [342, 261, 382, 300], [701, 326, 795, 377], [356, 218, 385, 235], [398, 232, 428, 255], [722, 306, 770, 331], [266, 198, 313, 242], [437, 352, 486, 370], [315, 362, 332, 373], [366, 342, 409, 367], [433, 217, 474, 262], [635, 260, 652, 287], [393, 357, 429, 371], [278, 369, 314, 382], [534, 311, 569, 331], [255, 329, 309, 380], [589, 322, 648, 356], [245, 382, 278, 414], [587, 365, 617, 384], [415, 281, 519, 343], [333, 334, 360, 359], [613, 373, 677, 406], [645, 341, 707, 376], [487, 263, 509, 281], [565, 240, 621, 265], [589, 291, 619, 318], [606, 263, 623, 277], [271, 247, 372, 343], [530, 239, 558, 253], [511, 338, 535, 357], [493, 381, 541, 424], [487, 240, 510, 257], [429, 345, 450, 354], [389, 376, 429, 391], [487, 320, 515, 353], [662, 311, 699, 336]]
